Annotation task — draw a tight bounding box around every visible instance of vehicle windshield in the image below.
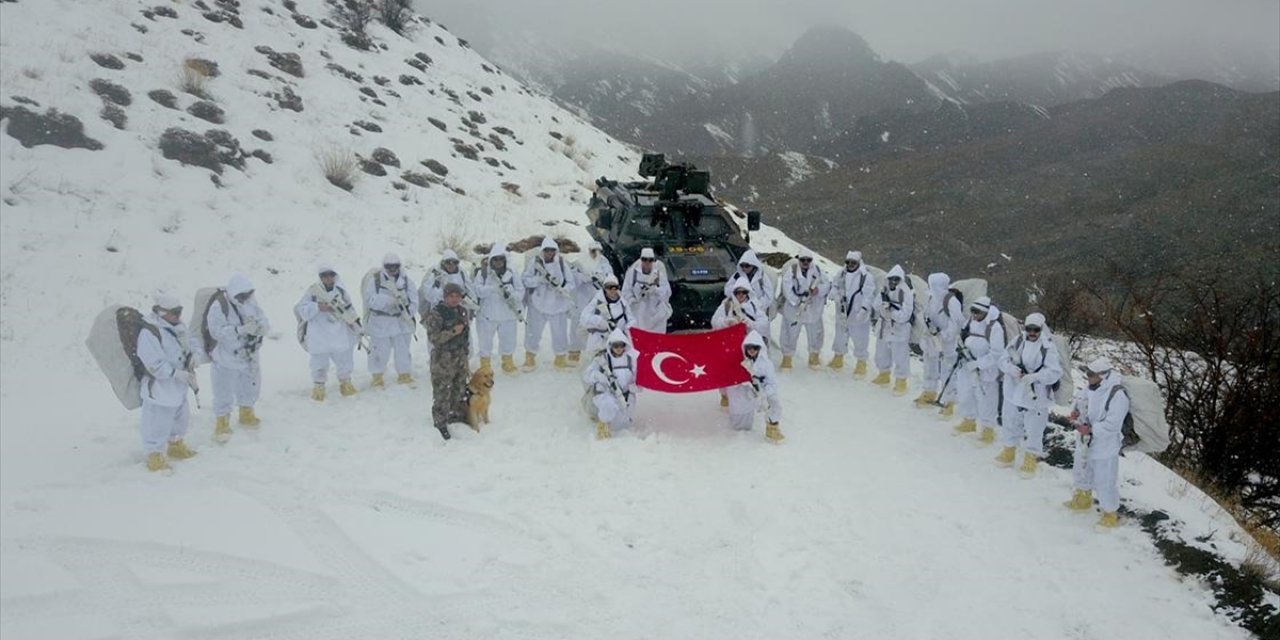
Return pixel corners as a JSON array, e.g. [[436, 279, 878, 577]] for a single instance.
[[623, 208, 675, 240], [622, 205, 731, 241]]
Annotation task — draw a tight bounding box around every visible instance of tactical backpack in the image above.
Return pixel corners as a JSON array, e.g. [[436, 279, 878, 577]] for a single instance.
[[942, 287, 964, 316], [192, 286, 234, 365]]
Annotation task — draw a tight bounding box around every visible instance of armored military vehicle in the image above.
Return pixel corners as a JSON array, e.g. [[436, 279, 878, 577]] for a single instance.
[[586, 154, 761, 330]]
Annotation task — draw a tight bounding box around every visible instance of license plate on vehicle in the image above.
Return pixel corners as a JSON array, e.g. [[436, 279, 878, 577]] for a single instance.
[[691, 268, 710, 276]]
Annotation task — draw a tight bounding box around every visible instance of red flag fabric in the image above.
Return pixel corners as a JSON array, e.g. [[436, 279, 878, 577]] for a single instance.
[[631, 324, 751, 393]]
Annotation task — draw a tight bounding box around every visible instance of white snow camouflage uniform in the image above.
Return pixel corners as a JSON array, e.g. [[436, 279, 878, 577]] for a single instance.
[[726, 330, 782, 431], [582, 328, 638, 433], [873, 265, 914, 379], [362, 257, 418, 376], [205, 273, 269, 417], [295, 265, 359, 385], [778, 254, 830, 357], [137, 311, 193, 454], [522, 237, 576, 357]]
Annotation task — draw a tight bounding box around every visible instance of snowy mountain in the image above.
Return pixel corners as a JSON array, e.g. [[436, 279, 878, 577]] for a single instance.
[[1117, 36, 1280, 94], [0, 2, 1275, 639], [912, 50, 1161, 107], [622, 27, 946, 156], [412, 21, 771, 153]]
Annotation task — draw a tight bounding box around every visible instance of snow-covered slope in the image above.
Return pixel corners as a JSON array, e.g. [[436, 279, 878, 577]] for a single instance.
[[0, 2, 1270, 638], [0, 0, 637, 480]]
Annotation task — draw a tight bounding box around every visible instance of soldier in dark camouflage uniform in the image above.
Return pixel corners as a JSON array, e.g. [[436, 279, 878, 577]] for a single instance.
[[425, 282, 472, 439]]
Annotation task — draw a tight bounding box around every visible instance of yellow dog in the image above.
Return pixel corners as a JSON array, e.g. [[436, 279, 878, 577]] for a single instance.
[[466, 367, 495, 431]]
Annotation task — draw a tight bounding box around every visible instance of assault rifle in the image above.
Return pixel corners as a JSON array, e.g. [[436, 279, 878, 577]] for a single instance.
[[497, 273, 525, 321], [183, 350, 202, 409], [392, 287, 418, 341], [311, 284, 369, 350], [596, 361, 629, 409]]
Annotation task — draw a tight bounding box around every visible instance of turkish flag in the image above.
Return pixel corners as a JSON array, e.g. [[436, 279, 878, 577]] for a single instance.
[[631, 324, 751, 393]]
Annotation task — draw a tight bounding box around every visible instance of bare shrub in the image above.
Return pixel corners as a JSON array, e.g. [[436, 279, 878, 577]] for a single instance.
[[438, 229, 472, 261], [178, 63, 210, 99], [378, 0, 413, 35], [1080, 264, 1280, 530], [317, 146, 358, 192], [332, 0, 375, 49], [1242, 537, 1280, 589]]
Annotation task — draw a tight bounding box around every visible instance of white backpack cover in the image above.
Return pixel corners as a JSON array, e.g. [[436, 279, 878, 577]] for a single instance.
[[190, 286, 221, 366], [1111, 376, 1171, 454], [1049, 334, 1075, 405], [864, 264, 888, 294], [950, 278, 988, 309], [996, 312, 1021, 350], [87, 305, 145, 410], [905, 273, 928, 345]]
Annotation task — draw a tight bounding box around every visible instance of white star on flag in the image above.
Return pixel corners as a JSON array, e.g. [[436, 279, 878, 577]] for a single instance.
[[690, 364, 707, 378]]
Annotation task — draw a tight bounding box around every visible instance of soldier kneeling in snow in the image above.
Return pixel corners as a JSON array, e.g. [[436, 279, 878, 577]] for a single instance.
[[726, 330, 784, 442], [137, 292, 198, 472], [712, 283, 771, 408], [582, 328, 637, 440]]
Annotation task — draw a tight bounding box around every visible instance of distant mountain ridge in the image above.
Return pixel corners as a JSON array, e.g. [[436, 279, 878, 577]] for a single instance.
[[695, 80, 1280, 313]]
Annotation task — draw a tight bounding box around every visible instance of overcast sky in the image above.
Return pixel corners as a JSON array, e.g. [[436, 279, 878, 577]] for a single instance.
[[422, 0, 1280, 64]]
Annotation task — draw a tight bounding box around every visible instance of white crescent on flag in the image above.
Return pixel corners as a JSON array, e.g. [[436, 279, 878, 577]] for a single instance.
[[650, 351, 690, 385]]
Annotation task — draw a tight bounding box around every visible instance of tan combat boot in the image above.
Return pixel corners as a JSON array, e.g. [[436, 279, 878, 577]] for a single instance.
[[765, 421, 785, 443], [853, 359, 868, 378], [213, 415, 233, 443], [596, 421, 611, 440], [871, 371, 891, 386], [522, 352, 537, 372], [238, 406, 261, 429], [994, 446, 1017, 467], [893, 378, 908, 396], [1064, 490, 1093, 512], [339, 380, 358, 396], [146, 452, 171, 472], [827, 354, 845, 370], [779, 355, 793, 370], [1096, 511, 1120, 529], [1018, 453, 1039, 478], [913, 390, 937, 407], [977, 426, 996, 445], [371, 373, 386, 388], [808, 352, 821, 368], [166, 440, 197, 460], [311, 383, 326, 402], [479, 356, 492, 371], [501, 355, 519, 375]]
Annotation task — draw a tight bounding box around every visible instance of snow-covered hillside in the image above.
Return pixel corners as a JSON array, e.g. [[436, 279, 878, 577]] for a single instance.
[[0, 0, 639, 478], [0, 1, 1272, 638]]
